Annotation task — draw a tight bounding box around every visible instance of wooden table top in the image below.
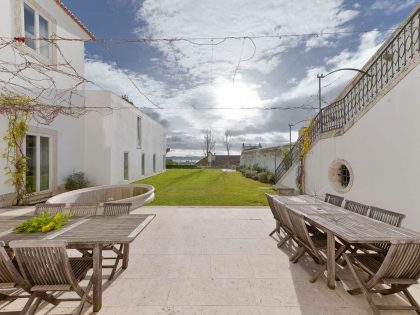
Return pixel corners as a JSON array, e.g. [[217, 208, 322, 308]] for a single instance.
[[275, 195, 420, 244], [0, 214, 155, 246], [273, 195, 324, 205]]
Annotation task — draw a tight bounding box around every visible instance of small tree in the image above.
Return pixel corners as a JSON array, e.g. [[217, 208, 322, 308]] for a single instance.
[[202, 129, 216, 158], [1, 94, 32, 205], [223, 129, 233, 167]]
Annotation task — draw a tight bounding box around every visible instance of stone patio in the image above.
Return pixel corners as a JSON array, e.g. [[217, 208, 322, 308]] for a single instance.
[[0, 206, 419, 314]]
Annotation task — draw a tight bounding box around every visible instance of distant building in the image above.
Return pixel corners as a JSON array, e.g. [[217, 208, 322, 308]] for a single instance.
[[240, 145, 288, 173], [242, 143, 262, 151], [196, 153, 240, 168]]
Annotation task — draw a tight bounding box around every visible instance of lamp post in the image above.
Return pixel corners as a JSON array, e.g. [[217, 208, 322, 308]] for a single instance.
[[288, 119, 307, 152], [317, 68, 372, 133]]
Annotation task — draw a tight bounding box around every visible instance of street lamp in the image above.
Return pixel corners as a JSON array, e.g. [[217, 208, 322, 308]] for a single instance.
[[317, 68, 372, 133], [288, 119, 307, 152]]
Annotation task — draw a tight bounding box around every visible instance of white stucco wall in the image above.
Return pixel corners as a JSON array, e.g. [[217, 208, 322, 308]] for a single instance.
[[84, 91, 167, 186], [240, 147, 284, 173], [279, 63, 420, 230]]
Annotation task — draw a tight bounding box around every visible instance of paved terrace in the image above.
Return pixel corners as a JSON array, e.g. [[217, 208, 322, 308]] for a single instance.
[[0, 206, 419, 314]]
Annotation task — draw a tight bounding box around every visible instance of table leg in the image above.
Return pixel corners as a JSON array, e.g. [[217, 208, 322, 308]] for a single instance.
[[327, 232, 336, 289], [92, 244, 103, 312], [122, 243, 130, 269]]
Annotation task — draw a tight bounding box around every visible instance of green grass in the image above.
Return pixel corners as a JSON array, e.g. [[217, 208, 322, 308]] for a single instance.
[[133, 169, 276, 206]]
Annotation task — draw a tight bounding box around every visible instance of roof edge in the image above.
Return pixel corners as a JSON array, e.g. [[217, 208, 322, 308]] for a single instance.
[[54, 0, 96, 40]]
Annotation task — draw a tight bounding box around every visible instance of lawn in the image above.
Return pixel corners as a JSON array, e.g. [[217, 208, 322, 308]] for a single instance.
[[133, 169, 276, 206]]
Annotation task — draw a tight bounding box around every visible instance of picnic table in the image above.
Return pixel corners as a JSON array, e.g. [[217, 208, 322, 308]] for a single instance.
[[0, 213, 155, 312], [273, 195, 420, 289]]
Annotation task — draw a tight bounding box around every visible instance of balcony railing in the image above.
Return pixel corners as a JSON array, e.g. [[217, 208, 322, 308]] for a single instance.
[[275, 6, 419, 182]]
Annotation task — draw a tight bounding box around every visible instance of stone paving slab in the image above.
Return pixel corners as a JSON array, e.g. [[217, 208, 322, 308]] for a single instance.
[[0, 205, 418, 314]]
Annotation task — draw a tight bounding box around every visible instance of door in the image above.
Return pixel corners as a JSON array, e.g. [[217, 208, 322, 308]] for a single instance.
[[26, 135, 50, 193]]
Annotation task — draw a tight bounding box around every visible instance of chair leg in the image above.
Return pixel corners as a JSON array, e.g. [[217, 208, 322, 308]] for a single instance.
[[344, 254, 380, 315], [277, 234, 291, 248], [21, 293, 36, 315], [310, 264, 326, 283], [269, 228, 277, 237], [75, 278, 94, 315], [403, 289, 420, 315], [27, 296, 42, 315], [109, 244, 123, 280], [290, 247, 306, 263]]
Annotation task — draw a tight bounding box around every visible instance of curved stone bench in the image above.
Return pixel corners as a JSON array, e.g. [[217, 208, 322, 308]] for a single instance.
[[47, 184, 155, 211]]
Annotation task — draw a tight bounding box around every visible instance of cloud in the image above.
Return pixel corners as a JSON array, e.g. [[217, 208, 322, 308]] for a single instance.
[[371, 0, 417, 15], [82, 0, 412, 156]]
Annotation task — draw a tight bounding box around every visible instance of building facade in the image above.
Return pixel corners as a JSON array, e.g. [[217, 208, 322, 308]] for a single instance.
[[0, 0, 166, 207], [240, 145, 287, 173]]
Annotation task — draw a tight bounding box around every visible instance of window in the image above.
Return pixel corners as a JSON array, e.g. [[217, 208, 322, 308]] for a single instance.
[[123, 152, 129, 180], [23, 2, 50, 59], [141, 153, 145, 176], [26, 135, 50, 193], [137, 117, 142, 147], [153, 154, 156, 173], [328, 159, 353, 193], [339, 164, 351, 188]]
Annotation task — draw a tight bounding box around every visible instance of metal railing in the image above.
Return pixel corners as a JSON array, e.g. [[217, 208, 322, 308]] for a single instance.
[[275, 7, 419, 181]]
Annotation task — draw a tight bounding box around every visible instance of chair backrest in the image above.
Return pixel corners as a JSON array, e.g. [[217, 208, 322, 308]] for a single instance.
[[103, 203, 131, 216], [265, 194, 280, 221], [325, 193, 344, 207], [34, 203, 66, 216], [0, 241, 21, 287], [272, 199, 294, 234], [287, 209, 323, 261], [368, 206, 405, 227], [344, 200, 369, 216], [367, 240, 420, 289], [68, 203, 98, 217], [10, 240, 77, 288]]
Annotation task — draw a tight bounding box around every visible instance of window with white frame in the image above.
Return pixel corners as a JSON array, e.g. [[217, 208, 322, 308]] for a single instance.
[[23, 2, 50, 59], [25, 134, 51, 193]]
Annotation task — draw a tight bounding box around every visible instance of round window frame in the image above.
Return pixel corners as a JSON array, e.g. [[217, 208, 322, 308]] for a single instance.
[[328, 159, 354, 194]]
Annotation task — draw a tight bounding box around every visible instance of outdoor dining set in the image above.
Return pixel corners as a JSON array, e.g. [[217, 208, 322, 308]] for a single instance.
[[0, 202, 155, 314], [266, 193, 420, 315]]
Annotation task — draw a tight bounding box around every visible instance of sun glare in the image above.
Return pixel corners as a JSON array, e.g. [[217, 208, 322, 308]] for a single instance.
[[214, 81, 260, 110]]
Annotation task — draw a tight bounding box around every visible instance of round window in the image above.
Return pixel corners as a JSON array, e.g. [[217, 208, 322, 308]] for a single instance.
[[328, 159, 353, 193]]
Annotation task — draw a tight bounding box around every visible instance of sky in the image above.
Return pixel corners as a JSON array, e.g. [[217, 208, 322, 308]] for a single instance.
[[63, 0, 419, 157]]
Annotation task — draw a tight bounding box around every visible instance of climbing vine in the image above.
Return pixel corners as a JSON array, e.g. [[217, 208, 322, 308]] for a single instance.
[[296, 118, 313, 194], [1, 94, 32, 205]]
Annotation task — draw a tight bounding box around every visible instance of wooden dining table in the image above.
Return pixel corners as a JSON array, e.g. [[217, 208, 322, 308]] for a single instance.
[[273, 195, 420, 289], [0, 213, 155, 312]]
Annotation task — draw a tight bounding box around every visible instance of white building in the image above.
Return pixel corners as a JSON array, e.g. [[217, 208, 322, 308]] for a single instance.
[[0, 0, 166, 207], [276, 5, 420, 230], [240, 145, 287, 173]]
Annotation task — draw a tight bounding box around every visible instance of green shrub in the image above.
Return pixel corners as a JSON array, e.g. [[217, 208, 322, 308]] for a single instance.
[[257, 172, 268, 183], [65, 172, 89, 191], [267, 172, 276, 184]]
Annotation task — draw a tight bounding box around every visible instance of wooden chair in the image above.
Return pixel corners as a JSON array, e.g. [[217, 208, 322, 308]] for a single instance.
[[34, 203, 66, 216], [272, 199, 296, 248], [362, 207, 406, 253], [344, 200, 369, 216], [102, 203, 131, 280], [103, 202, 131, 216], [368, 206, 405, 227], [287, 209, 346, 283], [69, 203, 98, 217], [0, 241, 30, 301], [265, 194, 281, 240], [344, 240, 420, 315], [324, 193, 344, 207], [9, 240, 93, 315]]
